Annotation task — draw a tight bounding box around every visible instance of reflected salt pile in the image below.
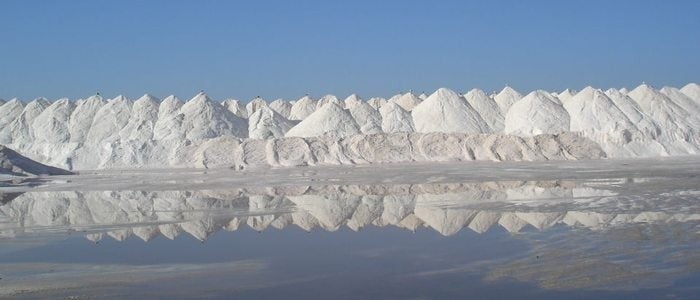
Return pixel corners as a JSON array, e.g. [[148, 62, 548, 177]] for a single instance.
[[2, 178, 698, 241]]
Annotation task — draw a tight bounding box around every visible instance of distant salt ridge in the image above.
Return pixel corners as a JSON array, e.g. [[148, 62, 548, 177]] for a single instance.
[[1, 83, 700, 170]]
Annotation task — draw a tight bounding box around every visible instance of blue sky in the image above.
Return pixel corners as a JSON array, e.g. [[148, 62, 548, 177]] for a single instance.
[[1, 0, 698, 101]]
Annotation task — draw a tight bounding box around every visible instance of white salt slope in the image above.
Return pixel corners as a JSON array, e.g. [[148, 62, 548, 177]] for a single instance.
[[85, 95, 133, 144], [248, 105, 296, 139], [379, 102, 415, 133], [627, 84, 700, 143], [153, 95, 184, 140], [0, 99, 25, 133], [418, 93, 428, 100], [604, 89, 660, 139], [180, 92, 248, 140], [316, 94, 343, 109], [557, 89, 576, 102], [390, 92, 422, 111], [222, 99, 248, 118], [660, 86, 700, 115], [348, 101, 382, 134], [246, 97, 268, 116], [367, 97, 387, 110], [286, 102, 360, 138], [680, 83, 700, 105], [504, 90, 570, 136], [269, 99, 292, 119], [32, 98, 75, 143], [0, 145, 72, 176], [411, 88, 491, 134], [464, 89, 504, 132], [288, 95, 317, 121], [119, 94, 159, 142], [69, 95, 105, 143], [343, 94, 363, 110], [494, 86, 523, 114], [0, 98, 49, 144]]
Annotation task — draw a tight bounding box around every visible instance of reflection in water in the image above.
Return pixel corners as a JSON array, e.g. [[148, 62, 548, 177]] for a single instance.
[[0, 176, 699, 298]]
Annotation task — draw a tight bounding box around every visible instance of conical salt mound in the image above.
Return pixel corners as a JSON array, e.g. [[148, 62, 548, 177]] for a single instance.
[[565, 87, 636, 133], [343, 94, 363, 109], [288, 95, 317, 121], [367, 97, 387, 110], [69, 95, 105, 143], [348, 101, 382, 134], [390, 92, 422, 111], [504, 90, 570, 136], [32, 98, 75, 143], [222, 99, 248, 118], [316, 94, 343, 109], [180, 92, 248, 140], [628, 84, 700, 133], [557, 89, 576, 102], [604, 89, 660, 139], [153, 95, 185, 140], [411, 88, 490, 134], [246, 97, 268, 115], [494, 86, 522, 114], [0, 99, 25, 132], [119, 94, 160, 142], [0, 145, 72, 176], [464, 89, 504, 132], [85, 95, 133, 144], [680, 83, 700, 105], [619, 87, 630, 95], [379, 102, 415, 133], [418, 93, 428, 100], [286, 102, 360, 138], [248, 106, 296, 139], [269, 99, 292, 119], [0, 98, 50, 144], [660, 87, 700, 115]]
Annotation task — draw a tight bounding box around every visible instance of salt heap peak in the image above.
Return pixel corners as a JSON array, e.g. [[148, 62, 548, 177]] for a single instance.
[[32, 98, 75, 143], [180, 92, 248, 140], [504, 90, 570, 136], [246, 97, 268, 115], [0, 145, 72, 176], [153, 95, 185, 140], [565, 87, 636, 134], [367, 97, 387, 110], [343, 94, 363, 110], [285, 102, 360, 138], [464, 89, 504, 132], [288, 95, 317, 121], [85, 95, 133, 144], [411, 88, 491, 134], [604, 89, 660, 139], [379, 102, 415, 133], [119, 94, 160, 142], [348, 101, 382, 134], [627, 84, 700, 144], [248, 105, 296, 139], [680, 83, 700, 104], [269, 99, 292, 119], [618, 87, 630, 95], [557, 89, 576, 102], [69, 95, 105, 143], [494, 86, 523, 114], [0, 98, 50, 144], [0, 99, 25, 131], [222, 99, 248, 118], [418, 93, 428, 100], [660, 86, 700, 115], [390, 92, 422, 111], [316, 94, 343, 109]]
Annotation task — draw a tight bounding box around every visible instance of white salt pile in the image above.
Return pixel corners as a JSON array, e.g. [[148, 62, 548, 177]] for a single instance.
[[0, 99, 25, 132], [348, 101, 382, 134], [248, 106, 296, 139], [269, 99, 292, 119], [412, 88, 490, 134], [504, 90, 570, 136], [379, 102, 414, 133], [288, 95, 317, 121], [179, 92, 247, 140], [153, 95, 184, 140], [389, 92, 422, 111], [32, 98, 74, 144], [464, 89, 504, 132], [246, 97, 268, 116], [120, 94, 159, 142], [344, 94, 363, 109], [0, 98, 49, 144], [69, 95, 105, 143], [222, 99, 248, 118], [286, 102, 360, 138], [367, 97, 387, 110], [85, 95, 133, 144], [0, 144, 72, 176], [681, 83, 700, 104], [493, 86, 522, 114], [316, 94, 343, 109]]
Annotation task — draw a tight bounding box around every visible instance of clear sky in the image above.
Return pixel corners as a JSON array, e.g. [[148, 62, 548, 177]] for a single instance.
[[1, 0, 698, 102]]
